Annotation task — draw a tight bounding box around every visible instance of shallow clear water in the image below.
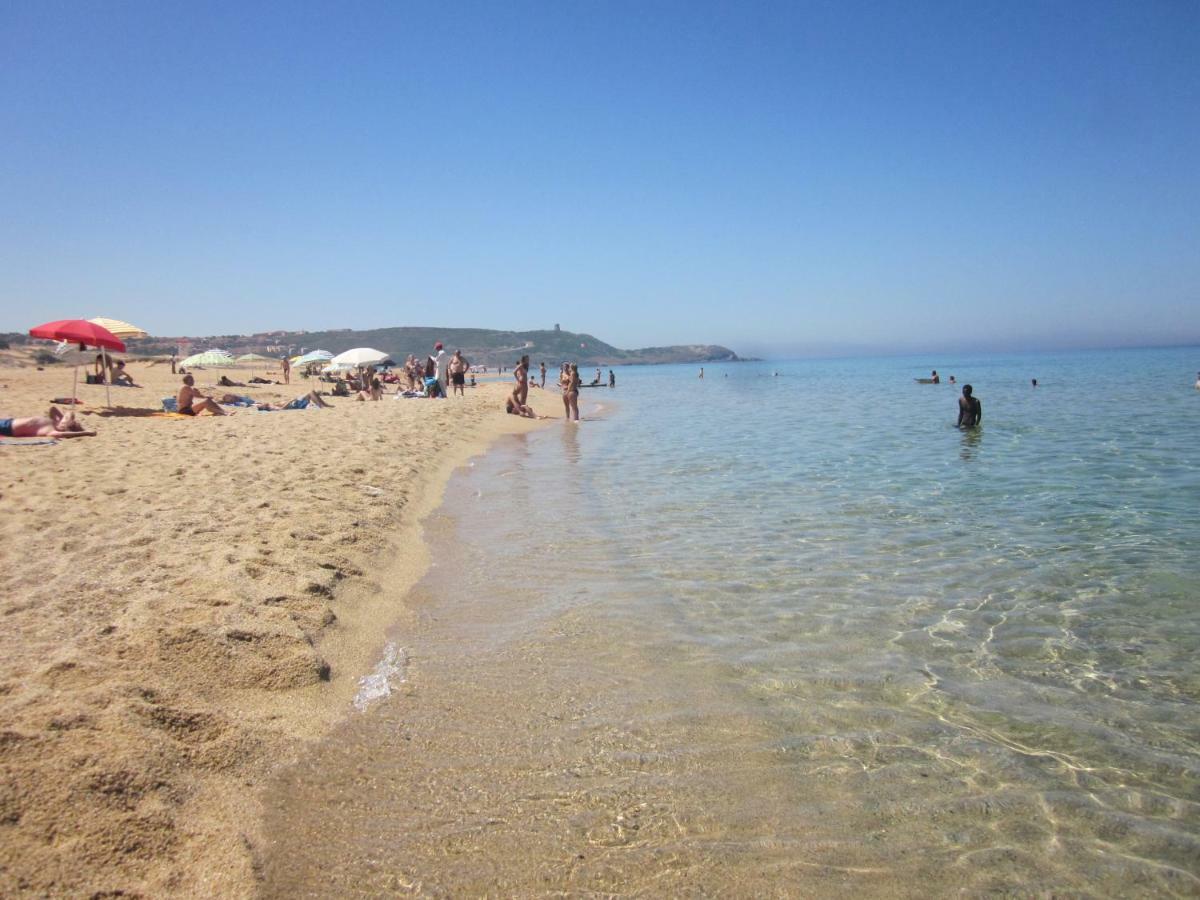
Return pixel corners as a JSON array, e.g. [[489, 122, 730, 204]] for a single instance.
[[262, 348, 1200, 896]]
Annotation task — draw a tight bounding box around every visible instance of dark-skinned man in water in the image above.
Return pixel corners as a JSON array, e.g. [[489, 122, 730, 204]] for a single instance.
[[957, 384, 982, 428]]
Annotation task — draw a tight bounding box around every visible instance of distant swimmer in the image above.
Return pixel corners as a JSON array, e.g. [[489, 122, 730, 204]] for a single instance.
[[1032, 378, 1038, 388], [1195, 371, 1199, 390], [931, 370, 940, 384], [957, 384, 982, 429], [948, 375, 956, 385]]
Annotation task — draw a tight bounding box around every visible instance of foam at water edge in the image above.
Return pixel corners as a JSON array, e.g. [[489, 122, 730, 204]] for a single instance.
[[353, 642, 407, 712]]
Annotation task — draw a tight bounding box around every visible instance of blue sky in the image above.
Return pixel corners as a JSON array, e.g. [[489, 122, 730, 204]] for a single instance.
[[2, 0, 1197, 356]]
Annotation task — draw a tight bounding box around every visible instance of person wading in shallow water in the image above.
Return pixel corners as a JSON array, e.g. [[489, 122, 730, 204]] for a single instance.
[[514, 355, 530, 406], [957, 384, 982, 429]]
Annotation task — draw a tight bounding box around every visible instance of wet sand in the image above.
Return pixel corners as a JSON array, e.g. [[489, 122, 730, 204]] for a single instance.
[[0, 352, 553, 896]]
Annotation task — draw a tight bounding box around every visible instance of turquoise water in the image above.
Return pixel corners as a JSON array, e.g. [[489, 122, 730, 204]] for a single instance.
[[264, 347, 1200, 896]]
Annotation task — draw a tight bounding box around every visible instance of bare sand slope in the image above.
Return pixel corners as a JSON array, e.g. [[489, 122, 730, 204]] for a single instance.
[[0, 357, 553, 896]]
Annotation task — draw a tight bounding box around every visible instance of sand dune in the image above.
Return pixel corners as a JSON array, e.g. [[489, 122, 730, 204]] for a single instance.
[[0, 356, 553, 896]]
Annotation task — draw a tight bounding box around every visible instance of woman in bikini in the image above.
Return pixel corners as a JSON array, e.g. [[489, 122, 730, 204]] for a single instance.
[[562, 363, 581, 422]]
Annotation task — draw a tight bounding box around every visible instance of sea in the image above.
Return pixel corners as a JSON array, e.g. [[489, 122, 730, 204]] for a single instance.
[[261, 347, 1200, 897]]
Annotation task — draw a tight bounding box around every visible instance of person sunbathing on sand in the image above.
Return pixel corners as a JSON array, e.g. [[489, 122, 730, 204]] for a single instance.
[[177, 374, 228, 416], [256, 391, 331, 411], [505, 397, 549, 419], [1, 407, 96, 438], [355, 378, 384, 401]]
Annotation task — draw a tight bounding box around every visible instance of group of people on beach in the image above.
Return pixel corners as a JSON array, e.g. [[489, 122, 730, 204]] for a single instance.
[[24, 343, 1198, 442], [502, 354, 605, 422], [90, 354, 137, 387]]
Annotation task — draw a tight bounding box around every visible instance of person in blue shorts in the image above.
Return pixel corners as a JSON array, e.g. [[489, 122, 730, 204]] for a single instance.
[[1, 407, 96, 438]]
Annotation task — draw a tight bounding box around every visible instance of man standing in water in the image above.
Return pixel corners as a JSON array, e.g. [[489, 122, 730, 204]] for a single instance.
[[957, 384, 982, 428], [539, 361, 547, 389], [514, 355, 530, 407], [608, 369, 615, 388]]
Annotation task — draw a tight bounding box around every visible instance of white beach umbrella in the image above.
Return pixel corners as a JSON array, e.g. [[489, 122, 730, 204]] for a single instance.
[[329, 347, 390, 367], [179, 349, 236, 368]]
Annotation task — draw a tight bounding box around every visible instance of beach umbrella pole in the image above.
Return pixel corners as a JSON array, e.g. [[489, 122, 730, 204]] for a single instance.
[[102, 347, 112, 406], [72, 363, 78, 405]]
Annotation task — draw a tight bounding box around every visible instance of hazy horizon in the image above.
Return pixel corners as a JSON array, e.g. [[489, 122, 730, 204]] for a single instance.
[[7, 317, 1197, 363], [2, 2, 1197, 350]]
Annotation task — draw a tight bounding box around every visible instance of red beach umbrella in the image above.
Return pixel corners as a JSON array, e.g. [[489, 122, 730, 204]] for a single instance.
[[30, 319, 127, 352], [29, 319, 127, 406]]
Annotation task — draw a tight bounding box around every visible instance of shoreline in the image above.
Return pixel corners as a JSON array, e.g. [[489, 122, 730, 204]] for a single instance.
[[0, 358, 555, 896]]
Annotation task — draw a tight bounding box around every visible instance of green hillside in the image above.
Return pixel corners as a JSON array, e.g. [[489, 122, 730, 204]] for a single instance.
[[27, 325, 742, 367]]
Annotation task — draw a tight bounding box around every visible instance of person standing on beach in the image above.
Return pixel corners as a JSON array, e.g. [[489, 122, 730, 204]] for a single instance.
[[449, 350, 469, 397], [281, 356, 290, 385], [563, 363, 581, 421], [957, 384, 981, 429], [699, 367, 704, 378], [539, 361, 547, 389], [432, 342, 447, 397], [514, 355, 530, 406]]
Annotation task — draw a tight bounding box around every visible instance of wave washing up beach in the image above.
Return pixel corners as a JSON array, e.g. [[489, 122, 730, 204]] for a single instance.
[[0, 351, 561, 896]]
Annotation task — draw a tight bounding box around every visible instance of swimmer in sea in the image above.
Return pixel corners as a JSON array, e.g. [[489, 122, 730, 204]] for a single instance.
[[957, 384, 982, 429]]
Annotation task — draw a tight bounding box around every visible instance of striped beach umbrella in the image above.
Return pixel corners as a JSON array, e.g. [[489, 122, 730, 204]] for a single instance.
[[87, 317, 149, 339]]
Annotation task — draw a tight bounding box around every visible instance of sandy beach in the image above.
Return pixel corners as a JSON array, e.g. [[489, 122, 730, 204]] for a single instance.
[[0, 353, 554, 896]]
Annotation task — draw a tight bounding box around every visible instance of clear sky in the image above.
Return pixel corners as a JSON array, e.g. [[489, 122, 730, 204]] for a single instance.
[[2, 0, 1197, 356]]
